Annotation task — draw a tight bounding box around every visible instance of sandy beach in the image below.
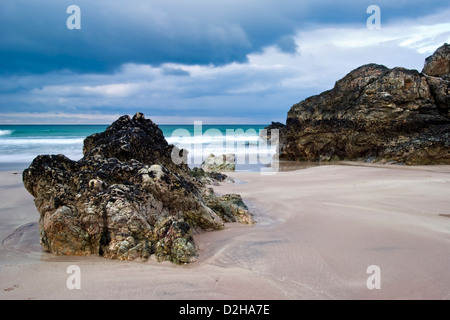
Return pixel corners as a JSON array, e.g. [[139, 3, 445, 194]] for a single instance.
[[1, 163, 450, 300]]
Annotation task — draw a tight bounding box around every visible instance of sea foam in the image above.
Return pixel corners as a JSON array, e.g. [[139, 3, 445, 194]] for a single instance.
[[0, 130, 13, 136]]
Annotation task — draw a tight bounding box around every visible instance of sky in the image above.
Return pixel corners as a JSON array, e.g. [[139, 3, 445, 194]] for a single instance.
[[0, 0, 449, 124]]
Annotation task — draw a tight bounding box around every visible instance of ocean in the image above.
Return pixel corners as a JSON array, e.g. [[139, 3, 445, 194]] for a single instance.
[[0, 124, 278, 172]]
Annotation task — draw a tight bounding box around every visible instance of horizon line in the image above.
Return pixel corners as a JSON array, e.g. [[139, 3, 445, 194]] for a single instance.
[[0, 123, 275, 126]]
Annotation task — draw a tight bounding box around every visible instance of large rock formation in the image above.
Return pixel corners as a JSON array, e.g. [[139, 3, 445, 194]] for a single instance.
[[279, 43, 450, 164], [23, 113, 254, 264]]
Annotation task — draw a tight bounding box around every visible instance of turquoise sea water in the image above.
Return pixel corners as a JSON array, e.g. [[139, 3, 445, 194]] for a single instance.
[[0, 124, 276, 171]]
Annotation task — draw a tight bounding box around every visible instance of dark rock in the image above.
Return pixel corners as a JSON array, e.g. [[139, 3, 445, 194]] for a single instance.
[[279, 45, 450, 165], [423, 44, 450, 118], [190, 167, 232, 186], [83, 113, 189, 175], [201, 154, 236, 172], [154, 217, 198, 264], [423, 43, 450, 79], [23, 113, 254, 264], [202, 188, 255, 225], [260, 122, 286, 143]]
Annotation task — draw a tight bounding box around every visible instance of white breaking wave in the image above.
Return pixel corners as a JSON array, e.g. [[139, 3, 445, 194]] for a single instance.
[[0, 129, 277, 171], [167, 129, 277, 167], [166, 132, 261, 145], [0, 130, 13, 136], [0, 137, 84, 145], [0, 137, 85, 163]]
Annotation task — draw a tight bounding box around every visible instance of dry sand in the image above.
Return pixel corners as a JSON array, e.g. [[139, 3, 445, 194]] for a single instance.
[[1, 164, 450, 300]]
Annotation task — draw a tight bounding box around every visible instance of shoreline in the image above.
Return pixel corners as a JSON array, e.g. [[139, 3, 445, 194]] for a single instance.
[[6, 159, 450, 174], [1, 163, 450, 299]]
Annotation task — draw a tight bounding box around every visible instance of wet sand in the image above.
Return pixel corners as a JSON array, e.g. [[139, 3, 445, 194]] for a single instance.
[[1, 164, 450, 300]]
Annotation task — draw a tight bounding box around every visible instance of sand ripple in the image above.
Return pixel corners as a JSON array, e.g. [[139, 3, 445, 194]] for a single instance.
[[1, 222, 41, 254]]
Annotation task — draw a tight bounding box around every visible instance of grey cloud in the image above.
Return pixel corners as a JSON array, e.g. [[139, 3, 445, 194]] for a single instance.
[[276, 36, 298, 54], [2, 0, 448, 75], [161, 67, 191, 77]]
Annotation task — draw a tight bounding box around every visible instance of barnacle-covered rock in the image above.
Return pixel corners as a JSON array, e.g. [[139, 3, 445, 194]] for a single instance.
[[23, 113, 253, 264]]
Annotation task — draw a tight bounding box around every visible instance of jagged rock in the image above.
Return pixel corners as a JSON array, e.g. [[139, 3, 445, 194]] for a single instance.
[[201, 154, 236, 172], [83, 112, 189, 175], [154, 217, 197, 264], [260, 121, 286, 144], [423, 43, 450, 79], [279, 44, 450, 165], [190, 167, 233, 186], [23, 113, 253, 264], [202, 188, 255, 225], [423, 44, 450, 118]]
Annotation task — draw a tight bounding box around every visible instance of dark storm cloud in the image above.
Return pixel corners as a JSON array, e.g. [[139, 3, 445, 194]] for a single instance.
[[0, 0, 449, 124], [1, 0, 449, 75]]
